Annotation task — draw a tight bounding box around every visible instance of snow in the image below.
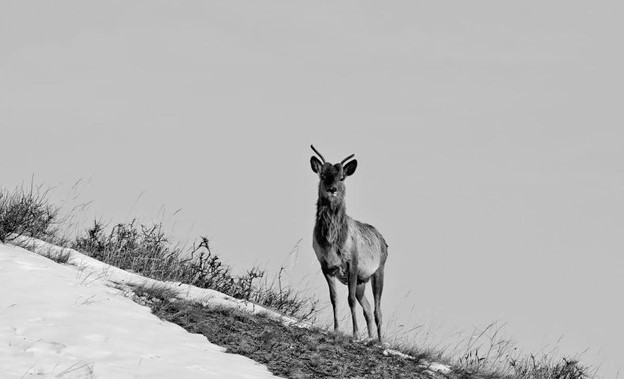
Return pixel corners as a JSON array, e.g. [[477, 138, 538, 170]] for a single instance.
[[0, 240, 283, 378]]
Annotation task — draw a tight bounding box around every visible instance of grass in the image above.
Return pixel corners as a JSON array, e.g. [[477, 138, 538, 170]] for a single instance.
[[131, 283, 432, 379], [42, 248, 72, 264], [1, 183, 596, 379], [127, 283, 594, 379], [448, 321, 594, 379], [0, 184, 60, 244], [72, 219, 318, 320], [507, 355, 593, 379]]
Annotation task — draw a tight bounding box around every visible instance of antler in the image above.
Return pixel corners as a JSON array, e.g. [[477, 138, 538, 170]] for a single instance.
[[341, 154, 355, 165], [310, 145, 326, 163]]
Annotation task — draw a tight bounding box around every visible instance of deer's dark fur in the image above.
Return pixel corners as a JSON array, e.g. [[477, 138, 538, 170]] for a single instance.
[[315, 196, 349, 249], [310, 145, 388, 342]]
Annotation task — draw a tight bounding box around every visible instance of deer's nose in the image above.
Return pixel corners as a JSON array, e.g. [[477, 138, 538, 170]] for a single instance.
[[328, 187, 337, 194]]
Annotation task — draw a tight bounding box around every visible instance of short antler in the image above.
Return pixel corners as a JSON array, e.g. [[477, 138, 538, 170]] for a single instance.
[[340, 154, 355, 165], [310, 145, 326, 163]]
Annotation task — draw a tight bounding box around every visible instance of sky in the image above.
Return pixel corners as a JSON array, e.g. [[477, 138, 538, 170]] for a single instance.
[[0, 240, 279, 378], [1, 1, 623, 376]]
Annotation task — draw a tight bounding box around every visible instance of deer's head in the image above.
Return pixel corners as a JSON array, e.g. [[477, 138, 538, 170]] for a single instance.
[[310, 145, 357, 205]]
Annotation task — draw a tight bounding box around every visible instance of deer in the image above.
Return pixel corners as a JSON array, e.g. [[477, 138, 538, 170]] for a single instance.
[[310, 145, 388, 342]]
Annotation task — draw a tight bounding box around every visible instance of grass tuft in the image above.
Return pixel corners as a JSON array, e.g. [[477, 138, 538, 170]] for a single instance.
[[43, 248, 71, 264], [128, 282, 180, 307], [0, 184, 60, 243], [448, 321, 595, 379], [508, 355, 594, 379]]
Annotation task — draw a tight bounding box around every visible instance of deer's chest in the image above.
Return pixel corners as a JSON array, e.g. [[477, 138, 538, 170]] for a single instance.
[[313, 233, 354, 270]]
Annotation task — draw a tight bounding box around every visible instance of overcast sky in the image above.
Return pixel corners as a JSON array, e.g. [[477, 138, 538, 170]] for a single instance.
[[1, 1, 622, 376]]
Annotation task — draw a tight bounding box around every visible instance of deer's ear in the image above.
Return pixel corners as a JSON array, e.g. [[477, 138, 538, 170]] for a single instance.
[[310, 156, 323, 173], [343, 159, 357, 177]]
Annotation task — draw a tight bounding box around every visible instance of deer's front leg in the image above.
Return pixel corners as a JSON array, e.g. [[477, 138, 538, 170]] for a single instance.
[[347, 261, 359, 339], [323, 268, 339, 332]]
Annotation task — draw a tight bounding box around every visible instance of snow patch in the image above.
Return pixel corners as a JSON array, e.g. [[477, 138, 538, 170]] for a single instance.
[[0, 241, 281, 378]]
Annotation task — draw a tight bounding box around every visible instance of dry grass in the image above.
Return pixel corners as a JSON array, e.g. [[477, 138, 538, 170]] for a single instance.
[[129, 283, 595, 379], [448, 321, 592, 379], [72, 219, 318, 320], [132, 283, 433, 379], [0, 183, 60, 243], [42, 248, 72, 264]]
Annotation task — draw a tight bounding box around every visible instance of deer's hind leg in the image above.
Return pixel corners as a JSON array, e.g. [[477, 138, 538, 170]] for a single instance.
[[356, 282, 375, 339], [371, 266, 385, 342]]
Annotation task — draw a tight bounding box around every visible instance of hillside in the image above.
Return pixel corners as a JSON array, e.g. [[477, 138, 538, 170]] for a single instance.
[[2, 237, 456, 378], [0, 187, 594, 378]]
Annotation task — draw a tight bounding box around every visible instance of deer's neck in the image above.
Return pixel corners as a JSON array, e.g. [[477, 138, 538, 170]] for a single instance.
[[315, 197, 349, 249]]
